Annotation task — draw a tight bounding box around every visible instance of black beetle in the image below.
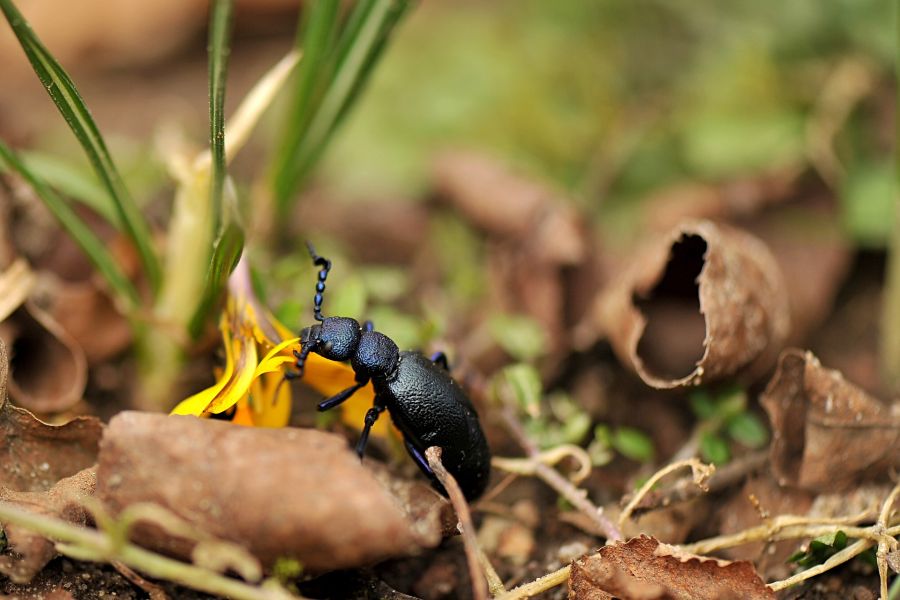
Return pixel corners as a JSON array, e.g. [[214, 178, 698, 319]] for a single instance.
[[286, 243, 491, 501]]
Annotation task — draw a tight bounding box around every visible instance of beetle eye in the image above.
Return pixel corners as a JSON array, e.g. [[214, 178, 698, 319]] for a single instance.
[[322, 341, 333, 353]]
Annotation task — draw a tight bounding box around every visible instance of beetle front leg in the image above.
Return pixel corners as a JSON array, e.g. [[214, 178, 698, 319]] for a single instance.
[[356, 401, 386, 458], [317, 380, 368, 411]]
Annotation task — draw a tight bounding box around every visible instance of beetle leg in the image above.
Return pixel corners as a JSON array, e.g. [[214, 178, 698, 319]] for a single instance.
[[317, 381, 367, 411], [430, 351, 450, 371], [363, 320, 374, 332], [356, 402, 386, 458], [403, 439, 435, 476]]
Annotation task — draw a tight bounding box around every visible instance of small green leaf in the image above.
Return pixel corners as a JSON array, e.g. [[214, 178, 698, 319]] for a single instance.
[[612, 427, 655, 463], [0, 0, 160, 294], [587, 425, 614, 467], [689, 389, 717, 420], [790, 530, 849, 567], [726, 412, 769, 448], [493, 363, 542, 416], [700, 432, 730, 465], [488, 313, 548, 362], [840, 161, 895, 248]]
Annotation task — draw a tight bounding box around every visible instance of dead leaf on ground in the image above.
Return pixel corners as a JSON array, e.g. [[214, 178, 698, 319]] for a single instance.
[[434, 151, 592, 363], [95, 412, 447, 572], [0, 339, 101, 583], [568, 535, 775, 600], [761, 349, 900, 492], [0, 302, 87, 414], [593, 220, 790, 389]]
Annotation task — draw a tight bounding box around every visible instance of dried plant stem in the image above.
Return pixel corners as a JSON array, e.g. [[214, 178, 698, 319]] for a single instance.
[[619, 458, 714, 528], [500, 408, 622, 541], [492, 444, 592, 485], [493, 564, 571, 600], [0, 502, 296, 600], [623, 449, 767, 517], [426, 446, 490, 600], [877, 484, 900, 600]]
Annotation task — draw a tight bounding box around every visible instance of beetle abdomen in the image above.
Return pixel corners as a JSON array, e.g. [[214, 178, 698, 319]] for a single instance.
[[381, 351, 491, 500]]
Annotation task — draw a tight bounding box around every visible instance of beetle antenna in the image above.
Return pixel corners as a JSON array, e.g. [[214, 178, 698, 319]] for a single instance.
[[306, 241, 331, 323]]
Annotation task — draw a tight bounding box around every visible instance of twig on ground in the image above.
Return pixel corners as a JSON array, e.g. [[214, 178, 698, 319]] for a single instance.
[[426, 446, 495, 600], [621, 450, 767, 517], [876, 484, 900, 600], [492, 564, 571, 600], [0, 502, 297, 600], [499, 408, 622, 541], [112, 561, 171, 600], [492, 444, 592, 485], [619, 458, 714, 528]]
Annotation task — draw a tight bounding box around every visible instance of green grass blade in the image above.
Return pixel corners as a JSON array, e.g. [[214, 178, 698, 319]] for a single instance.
[[189, 219, 244, 338], [0, 141, 139, 309], [188, 0, 243, 338], [271, 0, 341, 205], [208, 0, 233, 234], [272, 0, 410, 212], [0, 0, 161, 295]]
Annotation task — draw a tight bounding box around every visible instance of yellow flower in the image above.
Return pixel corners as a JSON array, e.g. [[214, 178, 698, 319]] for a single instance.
[[171, 256, 395, 442]]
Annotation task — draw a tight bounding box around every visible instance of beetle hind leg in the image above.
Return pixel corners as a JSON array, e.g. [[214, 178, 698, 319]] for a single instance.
[[430, 351, 450, 371], [403, 439, 435, 476]]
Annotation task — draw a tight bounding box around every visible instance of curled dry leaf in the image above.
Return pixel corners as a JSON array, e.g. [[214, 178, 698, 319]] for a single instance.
[[433, 151, 591, 361], [761, 349, 900, 492], [595, 220, 789, 389], [0, 339, 102, 583], [0, 260, 87, 413], [433, 151, 586, 265], [95, 412, 446, 572], [568, 535, 774, 600], [0, 302, 87, 414]]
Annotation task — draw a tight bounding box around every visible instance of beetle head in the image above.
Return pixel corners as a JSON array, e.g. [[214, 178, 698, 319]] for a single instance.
[[302, 316, 360, 361]]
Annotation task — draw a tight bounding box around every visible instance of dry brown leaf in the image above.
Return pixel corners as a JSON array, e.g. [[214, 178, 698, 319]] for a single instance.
[[0, 468, 96, 584], [0, 341, 101, 493], [568, 535, 775, 600], [0, 339, 101, 583], [95, 412, 447, 572], [595, 220, 789, 389], [433, 151, 586, 265], [433, 151, 591, 363], [761, 349, 900, 492], [0, 301, 87, 414]]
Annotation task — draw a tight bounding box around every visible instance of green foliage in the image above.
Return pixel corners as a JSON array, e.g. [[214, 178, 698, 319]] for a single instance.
[[589, 425, 656, 465], [271, 0, 411, 210], [493, 364, 543, 417], [700, 431, 731, 465], [840, 161, 896, 247], [0, 142, 139, 308], [788, 531, 848, 568], [0, 0, 160, 294], [611, 427, 656, 463], [690, 385, 769, 465], [488, 314, 548, 363]]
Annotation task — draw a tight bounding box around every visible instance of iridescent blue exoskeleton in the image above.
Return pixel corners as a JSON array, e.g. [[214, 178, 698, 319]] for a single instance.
[[286, 243, 491, 500]]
